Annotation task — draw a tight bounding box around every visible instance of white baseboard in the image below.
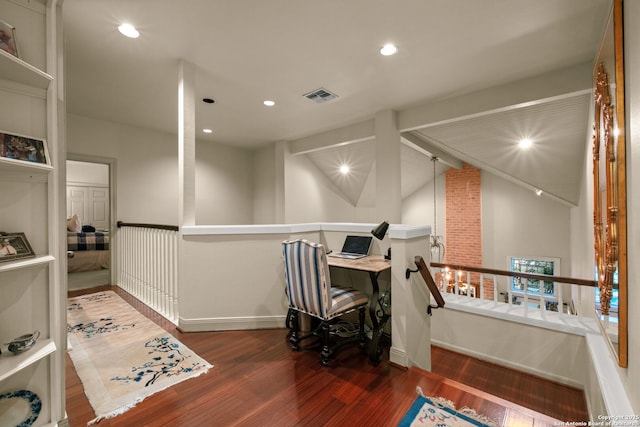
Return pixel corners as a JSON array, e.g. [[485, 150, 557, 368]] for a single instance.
[[389, 346, 409, 368], [178, 315, 286, 332]]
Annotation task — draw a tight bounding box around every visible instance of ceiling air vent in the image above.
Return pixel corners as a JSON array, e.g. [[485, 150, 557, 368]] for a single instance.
[[303, 87, 339, 104]]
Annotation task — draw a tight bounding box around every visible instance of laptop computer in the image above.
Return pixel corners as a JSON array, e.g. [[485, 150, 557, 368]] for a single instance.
[[328, 235, 373, 259]]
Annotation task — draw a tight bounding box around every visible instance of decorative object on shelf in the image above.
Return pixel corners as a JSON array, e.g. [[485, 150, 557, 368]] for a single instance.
[[0, 19, 18, 58], [0, 390, 41, 427], [4, 330, 39, 355], [0, 232, 35, 263], [0, 131, 49, 165]]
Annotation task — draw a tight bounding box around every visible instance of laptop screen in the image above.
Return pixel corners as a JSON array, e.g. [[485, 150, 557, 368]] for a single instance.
[[341, 235, 372, 255]]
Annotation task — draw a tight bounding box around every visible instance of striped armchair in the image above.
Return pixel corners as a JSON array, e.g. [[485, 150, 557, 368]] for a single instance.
[[282, 239, 369, 366]]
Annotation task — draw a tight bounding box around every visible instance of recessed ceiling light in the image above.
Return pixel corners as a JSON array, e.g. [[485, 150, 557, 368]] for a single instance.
[[380, 43, 398, 56], [118, 23, 139, 39], [203, 128, 213, 134], [518, 138, 533, 149], [339, 164, 350, 175], [263, 100, 275, 107]]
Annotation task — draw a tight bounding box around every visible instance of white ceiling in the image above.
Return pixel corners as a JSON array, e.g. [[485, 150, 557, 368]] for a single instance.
[[63, 0, 612, 206]]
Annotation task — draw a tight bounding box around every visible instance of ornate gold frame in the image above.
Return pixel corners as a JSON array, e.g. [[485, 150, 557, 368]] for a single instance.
[[593, 0, 627, 367]]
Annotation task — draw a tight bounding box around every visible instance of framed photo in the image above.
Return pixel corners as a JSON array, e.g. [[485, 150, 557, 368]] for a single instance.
[[0, 232, 35, 263], [0, 19, 18, 58], [0, 131, 49, 165]]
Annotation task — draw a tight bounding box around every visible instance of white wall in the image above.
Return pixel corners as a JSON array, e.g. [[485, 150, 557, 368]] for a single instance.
[[570, 105, 597, 317], [195, 141, 253, 224], [402, 173, 445, 233], [67, 113, 254, 226], [67, 160, 108, 186], [253, 145, 277, 223], [284, 150, 371, 222], [68, 114, 178, 224], [432, 308, 588, 387], [482, 171, 572, 304]]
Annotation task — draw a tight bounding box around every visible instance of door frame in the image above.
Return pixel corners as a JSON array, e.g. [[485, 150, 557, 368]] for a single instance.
[[66, 154, 117, 285]]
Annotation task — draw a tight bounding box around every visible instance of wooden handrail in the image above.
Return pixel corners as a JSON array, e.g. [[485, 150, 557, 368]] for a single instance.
[[430, 262, 597, 288], [416, 256, 445, 309], [117, 221, 179, 232]]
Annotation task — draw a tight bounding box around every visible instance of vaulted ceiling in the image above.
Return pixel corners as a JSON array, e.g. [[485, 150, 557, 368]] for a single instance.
[[63, 0, 612, 206]]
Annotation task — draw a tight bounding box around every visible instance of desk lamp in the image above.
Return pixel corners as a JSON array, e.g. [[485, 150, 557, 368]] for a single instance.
[[371, 221, 391, 260]]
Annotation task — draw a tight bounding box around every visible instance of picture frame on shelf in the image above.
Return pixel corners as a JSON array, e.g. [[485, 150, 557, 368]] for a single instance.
[[0, 131, 49, 165], [0, 19, 18, 58], [0, 232, 35, 263]]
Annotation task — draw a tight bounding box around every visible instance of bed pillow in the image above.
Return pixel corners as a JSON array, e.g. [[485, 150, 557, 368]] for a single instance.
[[67, 214, 81, 232]]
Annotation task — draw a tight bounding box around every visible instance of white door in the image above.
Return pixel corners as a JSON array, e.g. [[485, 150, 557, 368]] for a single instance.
[[67, 186, 87, 224], [89, 187, 109, 231], [66, 185, 109, 231]]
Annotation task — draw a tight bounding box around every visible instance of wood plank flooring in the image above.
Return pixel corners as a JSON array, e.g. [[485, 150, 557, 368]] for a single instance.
[[65, 286, 588, 426]]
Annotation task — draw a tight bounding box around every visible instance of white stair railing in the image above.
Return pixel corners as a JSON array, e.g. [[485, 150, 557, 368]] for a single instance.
[[116, 222, 179, 324], [430, 262, 596, 315]]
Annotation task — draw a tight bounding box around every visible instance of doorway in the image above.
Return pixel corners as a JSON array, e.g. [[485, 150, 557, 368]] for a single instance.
[[66, 158, 114, 290]]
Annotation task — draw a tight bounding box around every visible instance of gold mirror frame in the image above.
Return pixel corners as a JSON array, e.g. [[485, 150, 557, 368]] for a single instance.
[[593, 0, 627, 368]]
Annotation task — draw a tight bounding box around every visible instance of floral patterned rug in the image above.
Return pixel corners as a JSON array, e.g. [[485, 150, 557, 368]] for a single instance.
[[398, 387, 498, 427], [67, 291, 212, 425]]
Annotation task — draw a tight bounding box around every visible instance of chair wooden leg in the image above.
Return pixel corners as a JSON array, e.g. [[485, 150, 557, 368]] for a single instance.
[[320, 321, 331, 366], [289, 309, 300, 351]]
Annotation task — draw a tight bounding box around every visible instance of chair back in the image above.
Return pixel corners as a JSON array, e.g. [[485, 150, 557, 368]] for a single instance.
[[282, 239, 331, 319]]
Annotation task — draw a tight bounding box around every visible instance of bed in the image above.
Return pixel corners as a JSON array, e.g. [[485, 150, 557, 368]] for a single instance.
[[66, 215, 110, 273]]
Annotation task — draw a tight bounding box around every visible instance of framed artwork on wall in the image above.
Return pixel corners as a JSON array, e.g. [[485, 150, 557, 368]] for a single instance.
[[0, 131, 49, 165], [0, 19, 18, 58], [0, 232, 35, 263], [592, 0, 627, 367]]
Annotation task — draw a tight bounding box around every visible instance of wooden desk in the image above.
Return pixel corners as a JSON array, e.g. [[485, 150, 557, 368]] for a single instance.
[[327, 255, 391, 364]]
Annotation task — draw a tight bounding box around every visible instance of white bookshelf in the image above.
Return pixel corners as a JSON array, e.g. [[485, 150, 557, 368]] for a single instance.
[[0, 48, 52, 89], [0, 340, 56, 382], [0, 255, 55, 273], [0, 0, 65, 425]]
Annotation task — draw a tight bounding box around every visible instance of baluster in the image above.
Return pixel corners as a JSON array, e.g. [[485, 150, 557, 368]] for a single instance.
[[493, 274, 498, 302], [556, 282, 563, 314]]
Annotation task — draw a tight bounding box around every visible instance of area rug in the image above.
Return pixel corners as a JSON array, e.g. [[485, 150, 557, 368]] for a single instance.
[[398, 387, 498, 427], [67, 291, 212, 425]]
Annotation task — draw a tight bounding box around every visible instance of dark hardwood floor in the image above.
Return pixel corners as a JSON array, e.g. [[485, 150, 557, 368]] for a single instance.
[[66, 286, 588, 426]]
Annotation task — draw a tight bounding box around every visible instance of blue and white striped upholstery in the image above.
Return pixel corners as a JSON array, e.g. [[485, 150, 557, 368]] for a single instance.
[[283, 239, 368, 320]]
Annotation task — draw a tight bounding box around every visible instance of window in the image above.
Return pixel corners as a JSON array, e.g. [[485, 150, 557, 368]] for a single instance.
[[509, 256, 558, 299]]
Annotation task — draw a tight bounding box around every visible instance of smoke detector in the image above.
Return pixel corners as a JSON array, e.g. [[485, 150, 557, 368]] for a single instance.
[[303, 87, 339, 104]]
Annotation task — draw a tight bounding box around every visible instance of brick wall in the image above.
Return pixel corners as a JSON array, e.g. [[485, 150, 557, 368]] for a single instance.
[[444, 163, 494, 299], [445, 163, 482, 266]]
